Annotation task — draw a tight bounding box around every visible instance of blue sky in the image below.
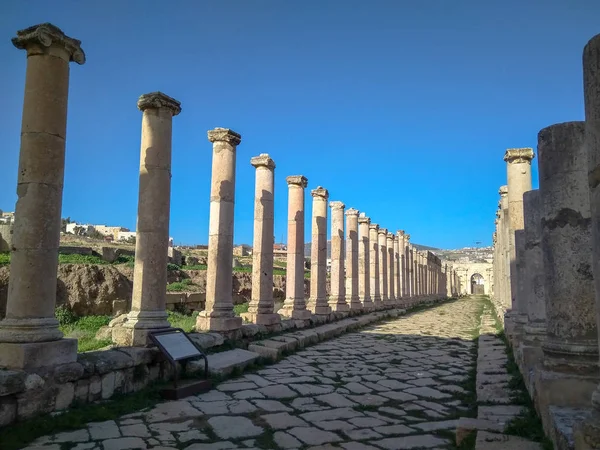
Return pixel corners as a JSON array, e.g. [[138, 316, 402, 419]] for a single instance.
[[1, 1, 597, 249]]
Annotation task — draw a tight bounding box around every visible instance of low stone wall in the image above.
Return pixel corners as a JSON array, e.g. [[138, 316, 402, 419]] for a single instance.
[[0, 296, 446, 427], [0, 224, 12, 252], [58, 246, 95, 255]]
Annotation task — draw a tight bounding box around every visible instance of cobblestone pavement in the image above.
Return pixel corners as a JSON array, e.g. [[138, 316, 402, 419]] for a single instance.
[[27, 298, 484, 450]]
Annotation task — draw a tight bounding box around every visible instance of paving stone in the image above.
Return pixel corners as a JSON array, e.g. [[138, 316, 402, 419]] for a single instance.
[[178, 430, 209, 442], [403, 386, 452, 399], [208, 416, 263, 439], [261, 412, 309, 429], [300, 407, 364, 422], [287, 426, 343, 445], [217, 382, 257, 392], [290, 384, 334, 396], [273, 431, 303, 449], [349, 416, 387, 427], [340, 442, 381, 450], [50, 429, 90, 443], [88, 420, 120, 440], [317, 419, 357, 431], [149, 420, 195, 432], [258, 385, 298, 399], [252, 399, 292, 412], [346, 393, 389, 405], [102, 437, 147, 450], [414, 419, 459, 431], [233, 390, 265, 400], [183, 443, 238, 450], [375, 434, 449, 448], [120, 423, 150, 438], [373, 424, 416, 435], [475, 431, 543, 449], [146, 401, 203, 422], [315, 392, 356, 407]]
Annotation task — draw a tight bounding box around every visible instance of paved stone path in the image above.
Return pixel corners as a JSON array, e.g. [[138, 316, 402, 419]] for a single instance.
[[26, 298, 484, 450]]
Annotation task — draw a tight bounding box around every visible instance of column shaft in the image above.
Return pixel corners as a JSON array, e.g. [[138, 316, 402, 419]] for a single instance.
[[329, 201, 348, 311], [308, 187, 331, 315], [386, 233, 395, 306], [378, 229, 388, 306], [369, 224, 381, 307], [345, 208, 361, 310], [358, 215, 372, 309]]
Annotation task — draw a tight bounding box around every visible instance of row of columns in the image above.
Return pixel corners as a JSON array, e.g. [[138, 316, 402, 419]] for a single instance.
[[491, 33, 600, 448]]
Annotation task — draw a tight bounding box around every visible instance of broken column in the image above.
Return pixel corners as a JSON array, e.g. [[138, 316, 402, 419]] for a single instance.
[[279, 175, 311, 319], [358, 214, 373, 310], [0, 24, 85, 368], [345, 208, 361, 311], [307, 187, 331, 315], [196, 128, 243, 332], [378, 228, 388, 306], [537, 121, 598, 412], [386, 233, 395, 306], [369, 223, 382, 308], [114, 92, 181, 346], [246, 154, 280, 325], [328, 201, 348, 312]]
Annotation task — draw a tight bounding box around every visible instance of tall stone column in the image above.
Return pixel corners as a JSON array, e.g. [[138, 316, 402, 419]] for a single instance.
[[378, 228, 388, 307], [522, 190, 546, 341], [394, 232, 401, 305], [499, 186, 510, 310], [537, 121, 598, 409], [329, 201, 348, 312], [358, 214, 373, 309], [577, 34, 600, 446], [505, 148, 534, 325], [369, 223, 381, 308], [308, 187, 331, 315], [279, 175, 311, 319], [407, 238, 414, 301], [114, 92, 181, 346], [345, 208, 361, 311], [0, 24, 85, 369], [386, 233, 395, 306], [196, 128, 243, 332], [246, 154, 280, 325]]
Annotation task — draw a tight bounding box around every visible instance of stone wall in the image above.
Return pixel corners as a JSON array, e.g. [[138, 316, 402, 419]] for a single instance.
[[0, 225, 12, 252]]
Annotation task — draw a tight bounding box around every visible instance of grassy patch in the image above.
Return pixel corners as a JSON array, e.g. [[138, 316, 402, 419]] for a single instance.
[[234, 302, 249, 316], [167, 310, 197, 332], [0, 386, 163, 450], [58, 313, 112, 352], [58, 253, 107, 265], [112, 254, 135, 268], [183, 264, 208, 270], [0, 252, 9, 266], [166, 279, 197, 292]]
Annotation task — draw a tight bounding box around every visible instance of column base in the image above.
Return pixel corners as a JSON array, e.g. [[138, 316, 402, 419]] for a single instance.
[[0, 317, 63, 343], [543, 338, 599, 375], [328, 300, 349, 312], [112, 326, 172, 347], [360, 298, 374, 311], [278, 307, 312, 320], [0, 338, 77, 369], [347, 296, 363, 311], [308, 305, 332, 315], [384, 298, 396, 307], [574, 411, 600, 450], [196, 312, 242, 332], [240, 312, 281, 326]]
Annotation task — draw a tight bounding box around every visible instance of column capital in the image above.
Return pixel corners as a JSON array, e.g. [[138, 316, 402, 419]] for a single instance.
[[378, 228, 388, 235], [369, 223, 379, 231], [208, 127, 242, 145], [345, 208, 359, 217], [358, 214, 371, 225], [286, 175, 308, 187], [329, 201, 345, 210], [137, 92, 181, 116], [503, 148, 534, 164], [406, 234, 411, 242], [311, 186, 329, 199], [397, 230, 405, 237], [251, 153, 275, 169], [12, 23, 86, 64], [387, 232, 395, 241], [499, 185, 508, 196]]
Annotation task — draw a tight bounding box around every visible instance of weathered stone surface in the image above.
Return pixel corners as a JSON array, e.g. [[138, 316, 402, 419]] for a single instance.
[[208, 416, 263, 439], [0, 369, 26, 395]]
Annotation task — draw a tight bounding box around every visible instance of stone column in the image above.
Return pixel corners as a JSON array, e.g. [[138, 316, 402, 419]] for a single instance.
[[358, 214, 373, 309], [308, 187, 331, 315], [279, 176, 311, 319], [378, 228, 388, 307], [522, 190, 546, 340], [0, 24, 85, 369], [369, 223, 381, 308], [113, 92, 181, 346], [386, 233, 395, 306], [246, 154, 279, 325], [499, 186, 510, 310], [328, 201, 348, 312], [345, 208, 361, 311], [578, 34, 600, 446], [394, 232, 401, 306], [537, 121, 598, 409], [505, 148, 534, 324], [196, 128, 243, 332]]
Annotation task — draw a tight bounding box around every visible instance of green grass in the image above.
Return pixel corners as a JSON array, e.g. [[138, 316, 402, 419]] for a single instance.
[[167, 310, 197, 332], [58, 253, 107, 265], [0, 252, 9, 266], [183, 264, 208, 270], [58, 314, 112, 352], [234, 302, 249, 316], [166, 279, 196, 292]]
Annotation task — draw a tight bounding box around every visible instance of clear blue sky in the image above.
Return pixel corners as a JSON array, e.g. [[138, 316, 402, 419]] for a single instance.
[[1, 1, 597, 249]]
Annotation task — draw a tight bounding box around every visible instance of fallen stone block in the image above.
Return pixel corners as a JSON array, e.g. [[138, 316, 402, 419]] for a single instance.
[[204, 349, 260, 377]]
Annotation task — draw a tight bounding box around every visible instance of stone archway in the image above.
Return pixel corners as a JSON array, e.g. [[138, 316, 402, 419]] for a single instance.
[[471, 273, 485, 295]]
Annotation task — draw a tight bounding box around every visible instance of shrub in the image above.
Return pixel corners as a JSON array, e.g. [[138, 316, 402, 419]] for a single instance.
[[233, 302, 249, 316], [55, 305, 78, 327], [166, 279, 195, 292], [113, 254, 135, 265], [0, 252, 9, 266], [167, 263, 180, 272]]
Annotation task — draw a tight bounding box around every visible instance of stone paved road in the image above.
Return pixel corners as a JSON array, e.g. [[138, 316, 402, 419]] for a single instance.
[[27, 298, 483, 450]]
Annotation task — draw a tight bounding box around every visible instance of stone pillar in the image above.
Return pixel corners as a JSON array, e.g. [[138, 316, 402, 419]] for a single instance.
[[505, 148, 534, 324], [328, 201, 348, 312], [499, 186, 510, 310], [279, 176, 311, 319], [522, 190, 546, 340], [246, 154, 280, 325], [345, 208, 361, 311], [378, 228, 388, 307], [308, 187, 331, 315], [196, 128, 243, 332], [0, 24, 85, 368], [537, 121, 598, 411], [386, 233, 395, 306], [113, 92, 181, 346], [394, 232, 401, 306], [358, 214, 373, 310], [369, 223, 381, 308]]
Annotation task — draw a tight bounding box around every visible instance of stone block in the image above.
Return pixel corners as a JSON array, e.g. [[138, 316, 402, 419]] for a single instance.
[[205, 349, 259, 377], [0, 339, 77, 370], [455, 417, 505, 446], [101, 372, 116, 399], [186, 293, 205, 309], [188, 333, 218, 350], [74, 379, 89, 402], [55, 382, 75, 410], [0, 369, 26, 396], [248, 343, 281, 361], [116, 347, 158, 366], [95, 326, 113, 341], [53, 362, 84, 384], [475, 431, 543, 449], [168, 247, 183, 266], [58, 246, 93, 255], [90, 350, 134, 374], [89, 375, 102, 401], [17, 387, 57, 419], [102, 247, 135, 263], [166, 293, 186, 305], [0, 395, 16, 426], [112, 299, 128, 316]]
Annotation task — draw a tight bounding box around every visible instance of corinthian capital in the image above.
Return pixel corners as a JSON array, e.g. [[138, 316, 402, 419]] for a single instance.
[[12, 23, 86, 64]]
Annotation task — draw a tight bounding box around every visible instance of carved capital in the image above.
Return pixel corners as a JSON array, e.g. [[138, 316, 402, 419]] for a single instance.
[[358, 214, 371, 225], [345, 207, 359, 217], [137, 92, 181, 116], [12, 23, 86, 64], [311, 186, 329, 200], [504, 148, 534, 164], [286, 175, 307, 187], [387, 232, 395, 241], [369, 223, 379, 231], [405, 234, 411, 241], [378, 228, 388, 235], [251, 153, 275, 169], [208, 127, 242, 145], [329, 201, 345, 211], [499, 185, 508, 196]]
